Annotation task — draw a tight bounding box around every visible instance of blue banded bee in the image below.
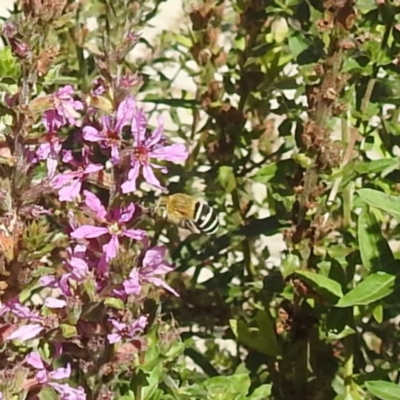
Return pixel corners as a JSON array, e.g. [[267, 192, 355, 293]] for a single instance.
[[153, 193, 219, 235]]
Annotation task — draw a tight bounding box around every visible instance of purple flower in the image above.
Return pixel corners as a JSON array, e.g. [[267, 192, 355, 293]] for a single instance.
[[24, 353, 84, 399], [107, 315, 148, 344], [51, 85, 84, 127], [36, 110, 64, 178], [40, 244, 90, 297], [52, 148, 103, 202], [83, 96, 136, 163], [25, 352, 71, 384], [70, 191, 146, 266], [119, 241, 178, 297], [0, 298, 42, 323], [121, 112, 188, 193], [50, 383, 86, 400]]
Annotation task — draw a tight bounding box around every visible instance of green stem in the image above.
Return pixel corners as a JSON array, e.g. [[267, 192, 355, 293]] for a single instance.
[[343, 335, 354, 395]]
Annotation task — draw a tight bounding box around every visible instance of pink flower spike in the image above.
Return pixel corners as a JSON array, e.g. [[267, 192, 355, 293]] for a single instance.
[[7, 324, 44, 341]]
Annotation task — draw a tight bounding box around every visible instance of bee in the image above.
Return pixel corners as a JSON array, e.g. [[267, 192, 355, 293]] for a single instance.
[[153, 193, 219, 235]]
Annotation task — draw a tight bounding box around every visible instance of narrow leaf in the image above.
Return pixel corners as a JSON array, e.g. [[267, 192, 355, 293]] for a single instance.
[[365, 380, 400, 400], [358, 189, 400, 220], [358, 205, 395, 271], [336, 273, 395, 307], [295, 270, 343, 298]]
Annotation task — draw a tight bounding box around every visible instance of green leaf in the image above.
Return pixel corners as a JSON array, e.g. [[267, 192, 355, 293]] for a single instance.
[[354, 158, 400, 174], [295, 270, 343, 298], [60, 324, 78, 338], [372, 303, 384, 323], [204, 374, 250, 398], [365, 380, 400, 400], [248, 384, 272, 399], [336, 273, 396, 307], [234, 310, 279, 357], [104, 297, 125, 310], [39, 387, 58, 400], [218, 166, 236, 193], [118, 392, 136, 400], [253, 163, 278, 183], [288, 34, 309, 58], [255, 310, 279, 353], [357, 205, 395, 271], [358, 189, 400, 220]]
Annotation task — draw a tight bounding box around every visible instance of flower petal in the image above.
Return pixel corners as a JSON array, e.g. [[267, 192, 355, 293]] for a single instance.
[[82, 126, 103, 142], [84, 163, 103, 174], [7, 324, 43, 341], [83, 190, 107, 219], [148, 277, 180, 297], [119, 203, 136, 223], [107, 333, 122, 344], [50, 364, 71, 380], [150, 143, 188, 162], [146, 115, 164, 147], [131, 108, 147, 143], [44, 297, 66, 309], [115, 96, 136, 132], [121, 163, 140, 194], [142, 164, 162, 189], [143, 246, 165, 267], [58, 178, 82, 202], [49, 383, 87, 400], [103, 234, 119, 260], [124, 268, 141, 295], [71, 225, 108, 239], [25, 351, 45, 370], [123, 228, 146, 241]]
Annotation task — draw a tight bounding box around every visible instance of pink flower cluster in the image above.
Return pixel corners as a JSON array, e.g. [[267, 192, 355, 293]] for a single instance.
[[0, 83, 189, 398]]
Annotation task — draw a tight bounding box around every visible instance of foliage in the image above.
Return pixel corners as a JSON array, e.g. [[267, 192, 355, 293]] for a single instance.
[[0, 0, 400, 399]]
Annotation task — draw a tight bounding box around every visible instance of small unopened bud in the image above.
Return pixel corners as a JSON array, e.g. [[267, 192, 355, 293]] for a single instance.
[[13, 40, 31, 60], [2, 22, 17, 38]]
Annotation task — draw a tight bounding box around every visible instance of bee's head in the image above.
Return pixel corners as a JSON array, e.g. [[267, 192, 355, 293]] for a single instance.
[[151, 196, 168, 219]]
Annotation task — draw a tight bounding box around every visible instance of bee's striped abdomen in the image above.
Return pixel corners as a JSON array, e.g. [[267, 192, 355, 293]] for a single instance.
[[193, 201, 219, 235]]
